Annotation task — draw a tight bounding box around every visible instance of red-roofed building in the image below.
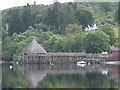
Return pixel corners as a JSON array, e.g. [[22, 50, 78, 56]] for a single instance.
[[108, 48, 120, 57]]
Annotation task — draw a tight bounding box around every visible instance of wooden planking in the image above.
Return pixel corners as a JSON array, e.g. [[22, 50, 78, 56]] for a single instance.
[[19, 52, 111, 64]]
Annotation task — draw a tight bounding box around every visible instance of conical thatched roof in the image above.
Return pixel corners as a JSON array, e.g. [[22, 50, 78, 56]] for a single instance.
[[22, 39, 47, 54]]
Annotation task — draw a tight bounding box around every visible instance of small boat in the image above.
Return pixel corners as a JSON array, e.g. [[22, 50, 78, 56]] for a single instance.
[[77, 61, 87, 65], [77, 61, 87, 67]]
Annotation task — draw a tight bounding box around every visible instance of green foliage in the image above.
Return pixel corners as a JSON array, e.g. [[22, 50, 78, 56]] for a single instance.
[[2, 2, 117, 35], [99, 2, 113, 15], [8, 8, 23, 35], [22, 5, 34, 31], [44, 35, 64, 52], [63, 34, 76, 52], [2, 2, 118, 61], [98, 23, 117, 46], [2, 27, 8, 39], [2, 37, 18, 60], [118, 2, 120, 25], [85, 73, 110, 88], [35, 14, 44, 24], [11, 33, 27, 42], [75, 9, 94, 28], [74, 33, 83, 52], [82, 31, 110, 53], [22, 26, 42, 37], [114, 2, 120, 24], [34, 23, 48, 31], [37, 31, 53, 44], [37, 73, 113, 88], [45, 2, 61, 30], [2, 64, 31, 88], [56, 5, 77, 33], [65, 24, 83, 34]]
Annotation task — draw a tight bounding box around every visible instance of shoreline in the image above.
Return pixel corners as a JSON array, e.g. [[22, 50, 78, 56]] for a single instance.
[[106, 61, 120, 65]]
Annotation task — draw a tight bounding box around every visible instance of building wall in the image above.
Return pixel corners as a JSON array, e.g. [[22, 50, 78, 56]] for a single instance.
[[112, 51, 120, 57]]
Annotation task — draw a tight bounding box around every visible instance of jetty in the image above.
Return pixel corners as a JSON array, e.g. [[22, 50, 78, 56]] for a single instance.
[[18, 39, 113, 64]]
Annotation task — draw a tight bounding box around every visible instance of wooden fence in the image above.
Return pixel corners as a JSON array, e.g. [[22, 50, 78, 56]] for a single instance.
[[18, 53, 113, 64]]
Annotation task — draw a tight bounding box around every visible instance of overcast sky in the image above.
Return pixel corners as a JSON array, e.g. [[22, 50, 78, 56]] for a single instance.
[[0, 0, 74, 10]]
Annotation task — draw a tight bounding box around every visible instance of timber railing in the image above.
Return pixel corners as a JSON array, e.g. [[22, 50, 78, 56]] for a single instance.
[[18, 52, 113, 64]]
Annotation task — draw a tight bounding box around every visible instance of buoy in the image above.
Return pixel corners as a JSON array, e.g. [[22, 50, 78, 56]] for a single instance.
[[88, 63, 90, 65], [16, 61, 19, 64], [9, 65, 13, 70]]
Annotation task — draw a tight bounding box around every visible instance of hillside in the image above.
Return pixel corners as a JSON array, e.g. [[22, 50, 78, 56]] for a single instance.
[[1, 2, 119, 61]]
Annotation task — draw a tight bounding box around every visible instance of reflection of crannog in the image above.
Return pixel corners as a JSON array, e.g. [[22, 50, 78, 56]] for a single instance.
[[18, 64, 119, 87]]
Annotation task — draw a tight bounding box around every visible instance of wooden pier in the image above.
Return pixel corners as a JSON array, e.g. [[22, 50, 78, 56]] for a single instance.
[[18, 53, 112, 64], [18, 39, 113, 64]]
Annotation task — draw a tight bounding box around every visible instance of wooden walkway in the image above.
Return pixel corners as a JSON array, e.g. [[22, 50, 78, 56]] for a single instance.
[[18, 52, 113, 64]]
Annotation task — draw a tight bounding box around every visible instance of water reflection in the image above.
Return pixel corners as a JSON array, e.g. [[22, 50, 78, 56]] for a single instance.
[[18, 64, 119, 88], [0, 64, 2, 89]]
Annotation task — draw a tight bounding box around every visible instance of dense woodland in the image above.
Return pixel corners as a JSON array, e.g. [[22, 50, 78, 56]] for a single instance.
[[1, 2, 120, 61]]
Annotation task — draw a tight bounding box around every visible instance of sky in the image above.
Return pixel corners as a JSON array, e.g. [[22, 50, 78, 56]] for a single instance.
[[0, 0, 74, 10], [0, 0, 119, 10]]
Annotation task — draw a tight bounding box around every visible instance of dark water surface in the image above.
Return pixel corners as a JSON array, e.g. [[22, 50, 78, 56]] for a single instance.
[[2, 63, 120, 88], [0, 64, 2, 89]]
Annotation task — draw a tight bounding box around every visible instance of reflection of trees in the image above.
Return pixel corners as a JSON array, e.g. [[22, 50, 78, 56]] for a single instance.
[[2, 64, 31, 88], [37, 74, 86, 88], [37, 73, 118, 88], [0, 65, 2, 89], [18, 64, 119, 88], [2, 64, 119, 88], [110, 79, 118, 88], [85, 72, 109, 88]]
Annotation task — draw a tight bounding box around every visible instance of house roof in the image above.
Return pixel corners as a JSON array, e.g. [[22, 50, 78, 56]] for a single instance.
[[22, 39, 47, 54], [110, 48, 120, 51]]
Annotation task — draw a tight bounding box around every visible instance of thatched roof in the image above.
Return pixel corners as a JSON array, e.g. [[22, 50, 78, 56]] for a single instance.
[[22, 39, 47, 54]]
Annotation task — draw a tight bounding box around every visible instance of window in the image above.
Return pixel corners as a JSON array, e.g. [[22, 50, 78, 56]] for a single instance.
[[24, 53, 27, 55]]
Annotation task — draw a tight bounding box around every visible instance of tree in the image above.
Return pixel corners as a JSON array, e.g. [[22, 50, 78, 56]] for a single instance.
[[38, 31, 53, 44], [82, 31, 110, 53], [2, 37, 18, 60], [74, 33, 83, 52], [22, 5, 34, 31], [63, 33, 76, 52], [2, 27, 8, 39], [75, 9, 94, 29], [98, 23, 117, 46], [8, 8, 23, 36], [45, 8, 56, 30], [11, 33, 27, 42], [22, 26, 42, 37], [65, 24, 83, 34], [13, 37, 38, 60], [118, 2, 120, 25], [43, 35, 63, 52], [35, 14, 44, 24], [57, 6, 77, 34], [45, 2, 61, 30], [99, 2, 113, 15], [34, 23, 48, 31], [114, 2, 120, 24]]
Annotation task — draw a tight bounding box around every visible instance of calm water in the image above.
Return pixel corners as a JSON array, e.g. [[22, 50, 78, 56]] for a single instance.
[[2, 62, 120, 88], [0, 64, 2, 89]]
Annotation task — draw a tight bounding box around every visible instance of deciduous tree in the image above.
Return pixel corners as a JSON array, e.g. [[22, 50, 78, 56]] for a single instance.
[[82, 31, 110, 53]]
